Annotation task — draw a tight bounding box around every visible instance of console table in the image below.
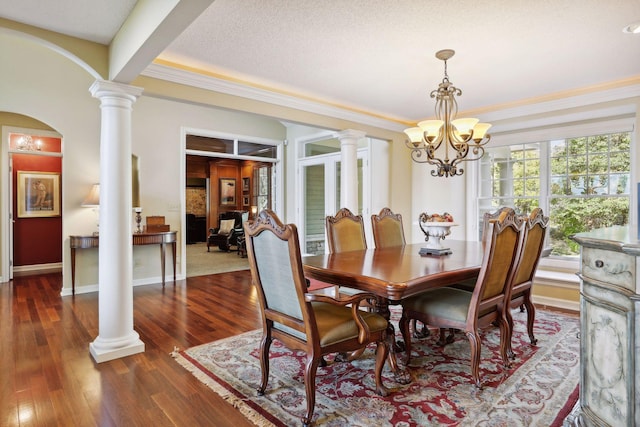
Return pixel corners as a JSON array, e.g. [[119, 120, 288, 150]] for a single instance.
[[569, 226, 640, 426], [70, 231, 177, 294]]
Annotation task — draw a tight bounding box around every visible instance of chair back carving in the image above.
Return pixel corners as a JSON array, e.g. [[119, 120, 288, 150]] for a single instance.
[[326, 208, 367, 253], [481, 206, 513, 245], [371, 207, 406, 248]]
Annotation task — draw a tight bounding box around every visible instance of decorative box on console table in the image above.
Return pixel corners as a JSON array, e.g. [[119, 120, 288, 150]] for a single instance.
[[568, 226, 640, 427], [145, 215, 170, 232]]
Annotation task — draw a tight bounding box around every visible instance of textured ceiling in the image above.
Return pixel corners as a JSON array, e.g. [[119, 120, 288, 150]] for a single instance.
[[1, 0, 639, 123]]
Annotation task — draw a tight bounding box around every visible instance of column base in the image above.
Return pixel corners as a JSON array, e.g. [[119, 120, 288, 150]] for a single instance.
[[89, 332, 145, 363]]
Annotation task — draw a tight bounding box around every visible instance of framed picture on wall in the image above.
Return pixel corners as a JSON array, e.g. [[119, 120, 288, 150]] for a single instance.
[[220, 178, 236, 206], [17, 171, 61, 218], [243, 196, 249, 206], [242, 177, 250, 192]]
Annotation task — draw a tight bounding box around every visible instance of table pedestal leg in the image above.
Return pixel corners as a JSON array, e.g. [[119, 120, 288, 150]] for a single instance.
[[375, 298, 411, 384]]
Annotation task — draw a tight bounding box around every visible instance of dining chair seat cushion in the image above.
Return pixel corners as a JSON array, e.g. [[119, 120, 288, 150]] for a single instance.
[[311, 302, 388, 346], [403, 287, 473, 323], [451, 279, 476, 292]]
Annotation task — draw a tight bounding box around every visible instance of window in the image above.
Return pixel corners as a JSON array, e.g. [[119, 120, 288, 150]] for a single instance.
[[186, 134, 278, 160], [253, 165, 273, 213], [479, 131, 631, 258]]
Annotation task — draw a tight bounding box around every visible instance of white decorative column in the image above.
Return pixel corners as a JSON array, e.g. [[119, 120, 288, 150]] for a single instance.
[[89, 80, 145, 363], [337, 129, 365, 213]]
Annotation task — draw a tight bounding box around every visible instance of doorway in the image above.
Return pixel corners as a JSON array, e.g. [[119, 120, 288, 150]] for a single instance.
[[299, 149, 368, 255], [182, 132, 282, 277], [3, 125, 63, 280]]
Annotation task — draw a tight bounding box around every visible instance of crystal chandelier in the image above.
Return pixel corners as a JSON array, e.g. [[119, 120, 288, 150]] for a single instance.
[[404, 49, 491, 177]]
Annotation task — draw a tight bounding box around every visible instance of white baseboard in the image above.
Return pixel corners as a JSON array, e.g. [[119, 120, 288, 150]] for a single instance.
[[532, 295, 580, 313], [13, 262, 62, 276], [61, 273, 187, 296]]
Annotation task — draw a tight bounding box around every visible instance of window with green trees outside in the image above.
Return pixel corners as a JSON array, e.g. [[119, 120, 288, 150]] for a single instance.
[[478, 131, 631, 257]]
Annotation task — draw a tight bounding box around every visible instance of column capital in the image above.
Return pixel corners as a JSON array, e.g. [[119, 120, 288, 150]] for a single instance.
[[336, 129, 366, 143], [89, 80, 144, 102]]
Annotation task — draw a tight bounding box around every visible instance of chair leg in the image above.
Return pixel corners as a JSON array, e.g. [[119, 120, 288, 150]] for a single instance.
[[374, 340, 390, 397], [524, 291, 537, 345], [302, 355, 321, 427], [257, 333, 272, 395], [498, 316, 512, 368], [505, 307, 516, 360], [465, 329, 483, 389]]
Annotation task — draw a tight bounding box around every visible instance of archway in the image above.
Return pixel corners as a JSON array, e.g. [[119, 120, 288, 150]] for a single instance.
[[1, 115, 63, 281]]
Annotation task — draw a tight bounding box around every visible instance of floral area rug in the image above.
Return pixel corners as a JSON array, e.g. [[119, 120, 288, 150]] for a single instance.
[[173, 309, 580, 426]]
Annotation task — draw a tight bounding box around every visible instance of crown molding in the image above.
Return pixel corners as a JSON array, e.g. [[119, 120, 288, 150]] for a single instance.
[[141, 63, 407, 133], [142, 63, 639, 136], [477, 81, 640, 123]]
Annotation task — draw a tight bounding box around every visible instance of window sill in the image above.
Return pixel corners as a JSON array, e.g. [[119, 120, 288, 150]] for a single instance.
[[535, 267, 580, 288]]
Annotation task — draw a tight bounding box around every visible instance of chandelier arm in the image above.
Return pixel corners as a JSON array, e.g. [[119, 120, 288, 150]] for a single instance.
[[410, 148, 440, 164], [451, 145, 487, 165], [426, 130, 445, 153], [425, 149, 446, 167]]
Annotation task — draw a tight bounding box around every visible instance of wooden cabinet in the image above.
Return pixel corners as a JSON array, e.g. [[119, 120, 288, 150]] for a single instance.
[[569, 226, 640, 426]]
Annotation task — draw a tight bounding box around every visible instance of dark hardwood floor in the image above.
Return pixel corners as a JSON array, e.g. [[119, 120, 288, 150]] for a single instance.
[[1, 270, 262, 426]]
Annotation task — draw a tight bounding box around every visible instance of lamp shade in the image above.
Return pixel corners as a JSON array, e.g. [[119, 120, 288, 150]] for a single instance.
[[81, 184, 100, 207], [417, 120, 444, 143], [417, 120, 444, 135], [472, 123, 492, 140], [403, 127, 424, 144], [451, 118, 479, 137]]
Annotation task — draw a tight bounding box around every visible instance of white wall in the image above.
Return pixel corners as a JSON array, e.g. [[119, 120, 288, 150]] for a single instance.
[[410, 163, 467, 244], [0, 32, 102, 287]]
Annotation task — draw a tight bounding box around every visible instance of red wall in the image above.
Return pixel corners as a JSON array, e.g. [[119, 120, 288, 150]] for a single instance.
[[12, 153, 62, 266]]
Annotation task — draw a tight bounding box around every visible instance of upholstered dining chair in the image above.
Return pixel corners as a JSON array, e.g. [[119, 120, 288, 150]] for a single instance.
[[505, 207, 549, 358], [326, 207, 367, 253], [399, 209, 525, 388], [244, 209, 390, 426], [453, 206, 515, 292], [325, 207, 369, 299], [371, 207, 406, 248]]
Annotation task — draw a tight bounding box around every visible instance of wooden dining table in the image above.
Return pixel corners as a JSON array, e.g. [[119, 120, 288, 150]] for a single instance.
[[302, 240, 484, 382]]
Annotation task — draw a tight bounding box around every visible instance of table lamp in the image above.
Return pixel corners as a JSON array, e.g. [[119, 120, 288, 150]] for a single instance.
[[81, 184, 100, 235]]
